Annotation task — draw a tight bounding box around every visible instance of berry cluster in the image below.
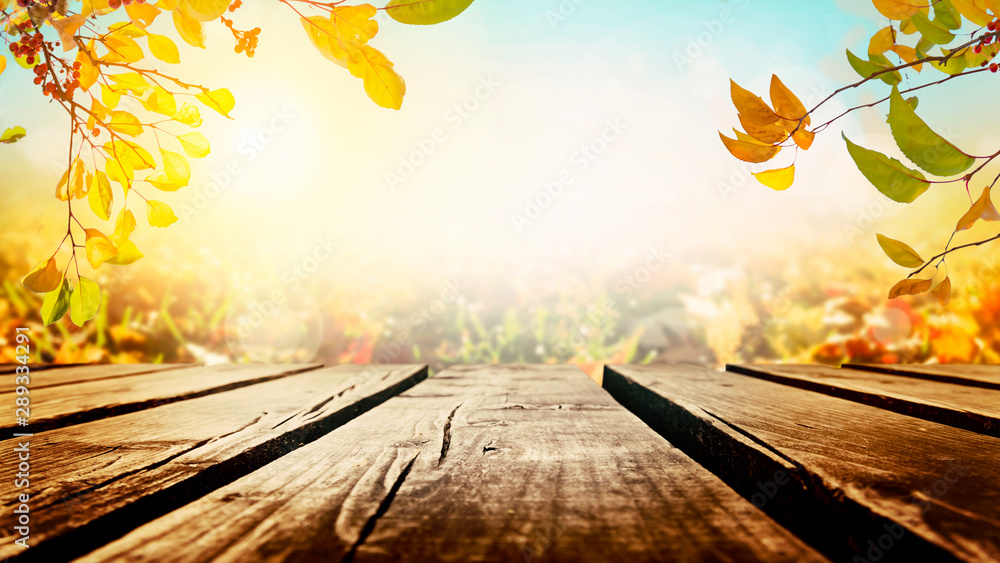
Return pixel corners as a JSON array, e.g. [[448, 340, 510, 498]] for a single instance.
[[7, 21, 81, 101], [221, 17, 260, 57], [107, 0, 147, 9], [974, 18, 1000, 73]]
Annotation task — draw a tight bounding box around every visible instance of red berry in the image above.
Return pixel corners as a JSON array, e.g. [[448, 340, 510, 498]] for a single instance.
[[991, 63, 998, 72]]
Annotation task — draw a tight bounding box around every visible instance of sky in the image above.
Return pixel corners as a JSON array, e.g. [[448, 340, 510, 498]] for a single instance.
[[2, 0, 999, 313]]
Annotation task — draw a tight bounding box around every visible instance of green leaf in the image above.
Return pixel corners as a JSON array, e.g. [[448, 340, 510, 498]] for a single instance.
[[905, 96, 918, 111], [843, 133, 931, 203], [385, 0, 475, 25], [106, 240, 144, 265], [931, 47, 968, 75], [69, 277, 101, 326], [846, 49, 900, 85], [887, 86, 974, 176], [933, 0, 962, 30], [0, 126, 26, 144], [877, 234, 925, 268], [911, 10, 954, 44], [40, 279, 71, 326]]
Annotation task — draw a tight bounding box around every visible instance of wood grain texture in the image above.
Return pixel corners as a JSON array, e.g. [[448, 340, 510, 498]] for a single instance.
[[0, 363, 320, 436], [0, 363, 75, 374], [844, 363, 1000, 391], [728, 363, 1000, 438], [0, 364, 426, 562], [604, 364, 1000, 563], [83, 364, 828, 563], [0, 363, 197, 393]]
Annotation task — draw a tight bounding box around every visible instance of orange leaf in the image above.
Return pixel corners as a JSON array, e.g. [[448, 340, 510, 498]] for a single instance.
[[730, 80, 779, 127], [956, 186, 1000, 231], [770, 75, 811, 133], [932, 276, 952, 306], [737, 114, 787, 144], [719, 132, 781, 163], [792, 128, 815, 150], [869, 26, 896, 55], [888, 277, 933, 299], [872, 0, 926, 19]]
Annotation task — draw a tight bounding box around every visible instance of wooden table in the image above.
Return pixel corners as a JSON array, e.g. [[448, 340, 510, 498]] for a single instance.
[[0, 362, 997, 562]]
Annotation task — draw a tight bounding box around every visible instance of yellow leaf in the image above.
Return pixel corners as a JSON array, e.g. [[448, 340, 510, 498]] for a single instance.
[[172, 8, 206, 49], [753, 165, 795, 191], [329, 4, 380, 50], [872, 0, 926, 19], [145, 170, 182, 191], [730, 79, 779, 127], [147, 200, 178, 227], [956, 186, 1000, 231], [177, 132, 209, 158], [888, 277, 933, 299], [196, 88, 235, 118], [101, 83, 122, 109], [69, 277, 102, 327], [141, 86, 177, 116], [103, 35, 145, 64], [932, 276, 952, 306], [105, 140, 155, 170], [869, 26, 896, 55], [105, 157, 134, 193], [22, 257, 62, 293], [108, 72, 152, 95], [106, 239, 144, 265], [160, 149, 191, 186], [719, 132, 781, 163], [770, 75, 811, 132], [0, 55, 6, 77], [174, 103, 203, 127], [876, 233, 924, 268], [147, 33, 180, 64], [76, 41, 99, 90], [792, 128, 815, 150], [126, 2, 160, 28], [111, 208, 136, 247], [109, 21, 148, 38], [85, 229, 118, 268], [51, 14, 86, 52], [178, 0, 231, 21], [733, 129, 771, 146], [107, 110, 144, 136], [301, 16, 350, 68], [56, 158, 88, 201], [952, 0, 992, 25], [88, 171, 113, 220], [346, 45, 405, 110]]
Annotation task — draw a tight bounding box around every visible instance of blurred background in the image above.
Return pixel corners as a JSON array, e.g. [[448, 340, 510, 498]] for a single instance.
[[3, 0, 1000, 378]]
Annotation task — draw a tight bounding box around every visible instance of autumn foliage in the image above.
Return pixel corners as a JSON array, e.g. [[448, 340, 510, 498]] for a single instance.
[[722, 0, 1000, 307], [2, 0, 475, 325]]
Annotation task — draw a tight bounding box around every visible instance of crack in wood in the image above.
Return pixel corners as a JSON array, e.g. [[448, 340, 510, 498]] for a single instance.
[[438, 401, 464, 466], [702, 408, 805, 473], [341, 453, 418, 563]]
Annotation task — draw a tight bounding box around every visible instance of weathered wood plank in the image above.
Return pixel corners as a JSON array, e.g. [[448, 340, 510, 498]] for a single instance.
[[844, 363, 1000, 391], [728, 363, 1000, 438], [0, 363, 320, 436], [0, 363, 197, 394], [0, 364, 427, 562], [83, 364, 828, 563], [604, 364, 1000, 563]]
